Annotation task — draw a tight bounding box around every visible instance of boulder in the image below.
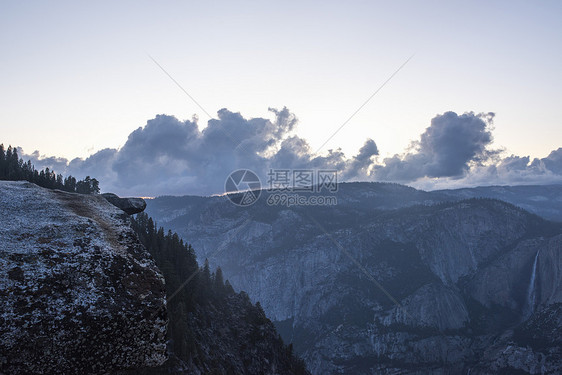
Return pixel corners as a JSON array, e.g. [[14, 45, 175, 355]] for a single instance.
[[0, 181, 167, 374], [102, 192, 147, 215]]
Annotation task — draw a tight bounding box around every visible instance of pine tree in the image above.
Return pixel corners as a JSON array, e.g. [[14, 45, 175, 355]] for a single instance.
[[224, 280, 235, 295], [89, 177, 100, 194], [214, 267, 225, 293], [0, 144, 5, 178], [255, 301, 266, 318], [202, 259, 211, 284]]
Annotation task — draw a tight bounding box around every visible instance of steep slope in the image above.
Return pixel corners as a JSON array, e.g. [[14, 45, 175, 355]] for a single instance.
[[0, 181, 167, 374], [158, 289, 309, 374], [146, 183, 562, 374], [130, 213, 310, 375]]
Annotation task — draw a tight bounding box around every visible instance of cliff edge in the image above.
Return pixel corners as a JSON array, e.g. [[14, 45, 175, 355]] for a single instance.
[[0, 181, 167, 374]]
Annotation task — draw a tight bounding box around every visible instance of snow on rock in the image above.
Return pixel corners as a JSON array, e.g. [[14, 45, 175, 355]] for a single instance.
[[0, 181, 167, 374]]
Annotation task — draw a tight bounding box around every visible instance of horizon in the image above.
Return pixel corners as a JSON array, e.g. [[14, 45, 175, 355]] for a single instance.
[[134, 180, 562, 201]]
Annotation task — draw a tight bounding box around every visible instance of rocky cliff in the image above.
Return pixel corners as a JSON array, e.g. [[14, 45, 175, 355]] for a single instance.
[[146, 182, 562, 374], [0, 181, 168, 374]]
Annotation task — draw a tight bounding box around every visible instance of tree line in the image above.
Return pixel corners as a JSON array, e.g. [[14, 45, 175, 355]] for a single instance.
[[0, 144, 99, 194]]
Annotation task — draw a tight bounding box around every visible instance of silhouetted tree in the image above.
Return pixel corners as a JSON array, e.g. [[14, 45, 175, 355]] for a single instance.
[[214, 267, 224, 291], [202, 258, 211, 284], [0, 143, 100, 194], [224, 279, 235, 295]]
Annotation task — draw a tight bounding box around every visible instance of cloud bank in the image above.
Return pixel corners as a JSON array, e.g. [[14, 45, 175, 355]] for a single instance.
[[22, 108, 562, 196]]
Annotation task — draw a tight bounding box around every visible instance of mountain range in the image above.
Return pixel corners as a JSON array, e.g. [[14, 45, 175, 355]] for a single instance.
[[145, 182, 562, 374]]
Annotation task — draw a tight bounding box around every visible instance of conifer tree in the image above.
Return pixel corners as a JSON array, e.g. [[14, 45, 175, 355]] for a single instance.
[[214, 267, 225, 293], [202, 259, 211, 284]]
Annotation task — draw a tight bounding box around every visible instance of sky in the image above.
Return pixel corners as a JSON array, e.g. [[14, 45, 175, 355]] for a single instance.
[[1, 1, 562, 196]]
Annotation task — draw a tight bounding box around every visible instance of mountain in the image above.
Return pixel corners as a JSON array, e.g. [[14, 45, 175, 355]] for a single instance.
[[145, 182, 562, 374], [434, 184, 562, 222], [0, 181, 168, 374]]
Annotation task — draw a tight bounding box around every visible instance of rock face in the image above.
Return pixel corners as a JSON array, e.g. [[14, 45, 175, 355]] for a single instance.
[[145, 182, 562, 374], [102, 193, 147, 215], [0, 181, 167, 374]]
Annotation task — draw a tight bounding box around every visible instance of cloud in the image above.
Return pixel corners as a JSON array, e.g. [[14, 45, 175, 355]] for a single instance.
[[410, 151, 562, 191], [68, 148, 118, 181], [374, 111, 496, 182], [535, 148, 562, 175], [21, 108, 372, 196], [343, 139, 379, 180], [374, 111, 562, 190], [21, 150, 70, 173], [18, 108, 562, 196]]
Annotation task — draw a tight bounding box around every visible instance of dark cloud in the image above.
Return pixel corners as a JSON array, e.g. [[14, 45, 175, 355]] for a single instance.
[[534, 148, 562, 175], [268, 136, 349, 172], [19, 108, 562, 196], [343, 139, 379, 180], [497, 155, 531, 171], [68, 148, 118, 181], [374, 111, 496, 181], [21, 150, 70, 173]]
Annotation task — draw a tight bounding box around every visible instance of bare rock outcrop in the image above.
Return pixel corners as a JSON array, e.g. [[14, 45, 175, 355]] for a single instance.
[[101, 193, 147, 215], [0, 181, 167, 374]]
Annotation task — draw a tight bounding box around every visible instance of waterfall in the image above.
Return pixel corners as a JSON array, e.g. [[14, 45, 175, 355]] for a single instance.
[[526, 250, 540, 317]]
